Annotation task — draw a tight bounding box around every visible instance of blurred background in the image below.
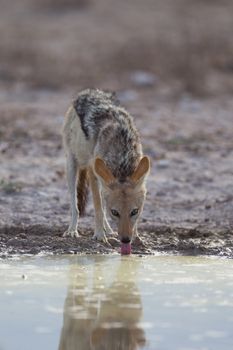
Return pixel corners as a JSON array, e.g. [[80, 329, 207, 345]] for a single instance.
[[0, 0, 232, 96]]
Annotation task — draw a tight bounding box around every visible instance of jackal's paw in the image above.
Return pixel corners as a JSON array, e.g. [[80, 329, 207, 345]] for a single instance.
[[63, 229, 79, 238], [92, 232, 110, 245], [108, 237, 120, 247], [133, 235, 146, 247]]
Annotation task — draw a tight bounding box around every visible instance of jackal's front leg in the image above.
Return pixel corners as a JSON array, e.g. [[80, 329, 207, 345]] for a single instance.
[[63, 154, 79, 238], [89, 168, 111, 243], [103, 216, 114, 236], [132, 224, 146, 247]]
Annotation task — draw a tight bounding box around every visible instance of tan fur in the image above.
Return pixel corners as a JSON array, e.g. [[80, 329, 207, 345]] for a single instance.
[[94, 158, 115, 185], [130, 156, 150, 183], [100, 181, 147, 242], [63, 95, 150, 243], [63, 106, 95, 167], [94, 158, 150, 243]]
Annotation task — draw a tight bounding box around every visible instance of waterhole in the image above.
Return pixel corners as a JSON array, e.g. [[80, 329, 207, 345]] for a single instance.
[[0, 255, 233, 350]]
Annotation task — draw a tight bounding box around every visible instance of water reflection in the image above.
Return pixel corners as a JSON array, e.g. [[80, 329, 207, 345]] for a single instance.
[[58, 256, 146, 350]]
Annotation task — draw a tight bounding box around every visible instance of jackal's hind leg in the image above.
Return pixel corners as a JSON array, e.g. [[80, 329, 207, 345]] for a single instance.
[[63, 154, 79, 238], [89, 168, 109, 243]]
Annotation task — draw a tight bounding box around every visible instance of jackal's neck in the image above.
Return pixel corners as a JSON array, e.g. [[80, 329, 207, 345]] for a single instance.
[[95, 120, 142, 182]]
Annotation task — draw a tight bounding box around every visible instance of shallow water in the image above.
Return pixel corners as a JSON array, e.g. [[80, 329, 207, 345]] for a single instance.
[[0, 255, 233, 350]]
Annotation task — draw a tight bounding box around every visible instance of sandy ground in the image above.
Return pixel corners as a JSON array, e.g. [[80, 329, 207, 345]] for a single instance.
[[0, 87, 232, 257], [0, 0, 232, 257]]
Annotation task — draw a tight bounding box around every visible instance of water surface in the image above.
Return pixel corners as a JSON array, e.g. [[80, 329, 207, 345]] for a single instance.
[[0, 255, 233, 350]]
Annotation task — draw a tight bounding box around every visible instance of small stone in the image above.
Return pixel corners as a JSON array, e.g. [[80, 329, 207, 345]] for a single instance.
[[130, 70, 157, 87], [157, 159, 170, 169], [117, 90, 138, 102], [19, 233, 27, 239]]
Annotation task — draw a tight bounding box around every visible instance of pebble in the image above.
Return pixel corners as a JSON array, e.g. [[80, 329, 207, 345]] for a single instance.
[[117, 90, 138, 102], [156, 159, 170, 169], [19, 232, 27, 239], [130, 70, 157, 87]]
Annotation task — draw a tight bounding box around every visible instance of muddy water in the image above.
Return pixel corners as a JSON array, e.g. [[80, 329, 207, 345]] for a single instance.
[[0, 255, 233, 350]]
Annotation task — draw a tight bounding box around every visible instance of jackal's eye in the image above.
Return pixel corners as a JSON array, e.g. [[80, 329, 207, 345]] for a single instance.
[[130, 208, 139, 217], [111, 209, 120, 217]]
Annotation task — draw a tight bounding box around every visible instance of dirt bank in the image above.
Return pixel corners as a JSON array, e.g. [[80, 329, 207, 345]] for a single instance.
[[0, 88, 232, 257]]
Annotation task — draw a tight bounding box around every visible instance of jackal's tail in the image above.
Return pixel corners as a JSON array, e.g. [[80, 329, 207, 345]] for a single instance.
[[77, 168, 89, 217]]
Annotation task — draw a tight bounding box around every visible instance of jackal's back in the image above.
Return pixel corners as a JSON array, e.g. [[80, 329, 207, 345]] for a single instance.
[[73, 89, 142, 182]]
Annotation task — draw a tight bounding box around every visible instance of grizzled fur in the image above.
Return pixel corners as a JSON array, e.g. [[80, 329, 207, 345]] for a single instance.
[[73, 89, 142, 182], [63, 88, 149, 243]]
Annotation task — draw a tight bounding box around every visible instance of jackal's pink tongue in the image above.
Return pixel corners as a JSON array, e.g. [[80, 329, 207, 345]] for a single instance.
[[121, 243, 131, 255]]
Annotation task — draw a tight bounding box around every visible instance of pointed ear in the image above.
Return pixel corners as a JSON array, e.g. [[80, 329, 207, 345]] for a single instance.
[[94, 158, 115, 185], [130, 156, 150, 183]]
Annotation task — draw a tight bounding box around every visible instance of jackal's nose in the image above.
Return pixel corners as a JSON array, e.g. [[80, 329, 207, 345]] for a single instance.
[[121, 237, 131, 244]]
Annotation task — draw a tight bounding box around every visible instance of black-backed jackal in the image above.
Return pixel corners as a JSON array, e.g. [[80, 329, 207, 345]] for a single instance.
[[63, 89, 150, 245]]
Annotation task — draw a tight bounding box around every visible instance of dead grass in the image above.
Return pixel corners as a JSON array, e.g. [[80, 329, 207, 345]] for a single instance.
[[0, 179, 23, 194]]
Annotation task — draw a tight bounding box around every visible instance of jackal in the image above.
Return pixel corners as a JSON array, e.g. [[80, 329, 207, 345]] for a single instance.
[[63, 89, 150, 244]]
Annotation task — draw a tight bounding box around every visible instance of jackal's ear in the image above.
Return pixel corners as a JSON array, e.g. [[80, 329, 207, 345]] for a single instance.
[[130, 156, 150, 183], [94, 158, 115, 185]]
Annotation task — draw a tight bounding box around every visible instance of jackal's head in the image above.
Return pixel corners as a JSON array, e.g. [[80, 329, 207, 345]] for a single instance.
[[94, 156, 150, 243]]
